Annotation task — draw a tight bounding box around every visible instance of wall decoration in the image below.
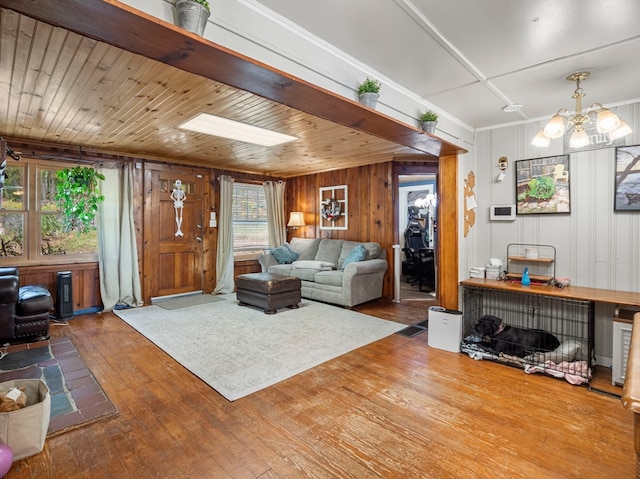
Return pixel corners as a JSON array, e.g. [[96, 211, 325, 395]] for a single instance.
[[615, 144, 640, 212], [463, 171, 476, 237], [171, 179, 186, 236], [319, 185, 348, 230], [516, 155, 570, 215], [321, 198, 341, 221]]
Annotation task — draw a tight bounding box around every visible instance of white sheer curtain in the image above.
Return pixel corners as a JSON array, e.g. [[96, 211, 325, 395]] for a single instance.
[[214, 175, 235, 294], [97, 164, 143, 311], [263, 180, 286, 247]]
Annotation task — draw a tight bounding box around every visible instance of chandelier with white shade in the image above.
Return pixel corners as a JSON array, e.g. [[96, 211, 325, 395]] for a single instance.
[[531, 71, 632, 149]]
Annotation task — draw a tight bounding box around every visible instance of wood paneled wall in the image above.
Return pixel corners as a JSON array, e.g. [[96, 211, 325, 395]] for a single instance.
[[286, 158, 459, 308], [3, 141, 460, 310], [19, 263, 101, 313], [286, 164, 394, 295]]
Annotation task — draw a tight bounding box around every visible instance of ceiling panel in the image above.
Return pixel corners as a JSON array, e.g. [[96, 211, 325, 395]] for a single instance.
[[411, 0, 640, 77], [2, 0, 638, 173], [256, 0, 640, 129], [0, 7, 432, 177]]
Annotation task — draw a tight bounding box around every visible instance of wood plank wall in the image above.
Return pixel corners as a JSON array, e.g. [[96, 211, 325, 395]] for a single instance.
[[18, 263, 100, 313], [3, 140, 460, 310], [286, 158, 458, 308], [286, 163, 396, 297]]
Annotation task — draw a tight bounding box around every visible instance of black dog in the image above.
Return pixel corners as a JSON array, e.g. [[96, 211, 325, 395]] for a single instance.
[[472, 315, 560, 357]]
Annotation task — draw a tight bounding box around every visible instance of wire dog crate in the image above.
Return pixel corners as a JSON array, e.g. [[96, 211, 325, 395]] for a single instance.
[[461, 285, 594, 384]]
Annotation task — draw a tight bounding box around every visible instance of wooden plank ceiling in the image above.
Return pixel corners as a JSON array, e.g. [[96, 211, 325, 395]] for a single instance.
[[0, 6, 462, 177]]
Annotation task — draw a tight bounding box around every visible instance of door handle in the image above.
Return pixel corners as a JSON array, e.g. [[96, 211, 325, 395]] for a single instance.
[[196, 237, 202, 242]]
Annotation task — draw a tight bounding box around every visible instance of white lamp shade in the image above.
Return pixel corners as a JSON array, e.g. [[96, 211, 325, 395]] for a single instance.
[[609, 120, 633, 140], [569, 129, 589, 148], [287, 212, 306, 227], [596, 108, 621, 133], [531, 130, 551, 147], [543, 114, 566, 139]]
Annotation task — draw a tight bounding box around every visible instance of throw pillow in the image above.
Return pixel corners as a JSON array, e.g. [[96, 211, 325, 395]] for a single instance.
[[341, 244, 367, 269], [270, 242, 299, 264]]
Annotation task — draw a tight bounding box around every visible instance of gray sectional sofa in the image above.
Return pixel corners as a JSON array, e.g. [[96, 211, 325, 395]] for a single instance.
[[258, 237, 388, 308]]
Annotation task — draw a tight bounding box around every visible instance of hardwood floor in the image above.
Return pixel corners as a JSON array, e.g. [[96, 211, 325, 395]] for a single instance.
[[6, 298, 634, 478]]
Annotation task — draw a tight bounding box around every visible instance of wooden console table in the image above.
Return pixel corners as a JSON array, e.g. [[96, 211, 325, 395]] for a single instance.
[[460, 278, 640, 309]]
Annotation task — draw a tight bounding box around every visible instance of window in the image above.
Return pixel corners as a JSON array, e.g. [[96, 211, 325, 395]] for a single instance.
[[232, 183, 269, 255], [0, 158, 98, 264]]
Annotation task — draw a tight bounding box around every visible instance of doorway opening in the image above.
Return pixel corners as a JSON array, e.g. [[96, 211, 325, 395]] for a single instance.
[[398, 174, 438, 302]]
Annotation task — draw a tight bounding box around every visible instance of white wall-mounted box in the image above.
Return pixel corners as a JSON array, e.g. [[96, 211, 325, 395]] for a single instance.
[[489, 204, 515, 221]]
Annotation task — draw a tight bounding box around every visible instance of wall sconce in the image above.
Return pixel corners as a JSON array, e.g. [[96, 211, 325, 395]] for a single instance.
[[287, 212, 306, 230]]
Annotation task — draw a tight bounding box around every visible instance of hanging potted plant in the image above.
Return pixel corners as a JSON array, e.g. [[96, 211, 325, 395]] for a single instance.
[[419, 110, 438, 134], [357, 78, 381, 109], [55, 166, 105, 234], [175, 0, 210, 37]]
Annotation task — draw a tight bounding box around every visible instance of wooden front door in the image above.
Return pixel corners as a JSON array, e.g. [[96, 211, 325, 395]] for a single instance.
[[144, 164, 208, 301]]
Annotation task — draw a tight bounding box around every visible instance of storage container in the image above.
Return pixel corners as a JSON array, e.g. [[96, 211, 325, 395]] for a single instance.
[[0, 379, 50, 461]]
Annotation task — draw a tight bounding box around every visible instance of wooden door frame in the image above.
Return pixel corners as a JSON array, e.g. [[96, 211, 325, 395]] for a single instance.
[[142, 162, 212, 304], [393, 156, 458, 310]]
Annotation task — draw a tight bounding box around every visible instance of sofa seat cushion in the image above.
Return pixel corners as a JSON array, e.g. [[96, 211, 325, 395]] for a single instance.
[[289, 238, 321, 261], [313, 270, 343, 287], [267, 264, 294, 276], [315, 239, 344, 265], [289, 268, 318, 282], [291, 260, 335, 270]]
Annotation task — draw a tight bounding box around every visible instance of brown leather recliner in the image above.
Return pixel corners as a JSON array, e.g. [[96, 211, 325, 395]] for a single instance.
[[0, 267, 52, 343]]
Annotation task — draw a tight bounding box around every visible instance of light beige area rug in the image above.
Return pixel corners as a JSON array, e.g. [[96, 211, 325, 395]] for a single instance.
[[114, 294, 404, 401]]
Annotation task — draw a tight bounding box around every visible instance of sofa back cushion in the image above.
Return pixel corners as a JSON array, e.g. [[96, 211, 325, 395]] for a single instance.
[[289, 238, 321, 260], [314, 239, 344, 265], [337, 241, 382, 269]]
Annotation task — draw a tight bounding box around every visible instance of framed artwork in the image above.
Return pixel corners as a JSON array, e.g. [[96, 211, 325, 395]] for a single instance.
[[516, 155, 570, 215], [614, 144, 640, 212], [319, 185, 348, 230]]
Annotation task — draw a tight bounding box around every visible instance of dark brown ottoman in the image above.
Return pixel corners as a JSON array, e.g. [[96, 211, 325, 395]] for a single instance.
[[236, 273, 301, 314]]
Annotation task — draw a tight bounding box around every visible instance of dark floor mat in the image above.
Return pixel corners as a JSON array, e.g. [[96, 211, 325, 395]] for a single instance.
[[395, 321, 428, 338]]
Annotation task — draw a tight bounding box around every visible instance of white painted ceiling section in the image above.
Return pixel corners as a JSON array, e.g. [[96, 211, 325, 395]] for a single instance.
[[127, 0, 640, 150]]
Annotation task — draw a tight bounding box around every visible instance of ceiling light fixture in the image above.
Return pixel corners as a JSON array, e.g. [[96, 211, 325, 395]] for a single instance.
[[502, 104, 523, 113], [531, 71, 632, 149], [179, 113, 298, 147]]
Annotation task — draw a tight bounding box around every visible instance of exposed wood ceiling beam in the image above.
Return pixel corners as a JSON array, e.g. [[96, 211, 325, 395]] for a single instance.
[[0, 0, 465, 159]]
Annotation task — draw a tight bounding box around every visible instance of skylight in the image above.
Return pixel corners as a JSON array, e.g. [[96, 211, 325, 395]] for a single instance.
[[178, 113, 298, 147]]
